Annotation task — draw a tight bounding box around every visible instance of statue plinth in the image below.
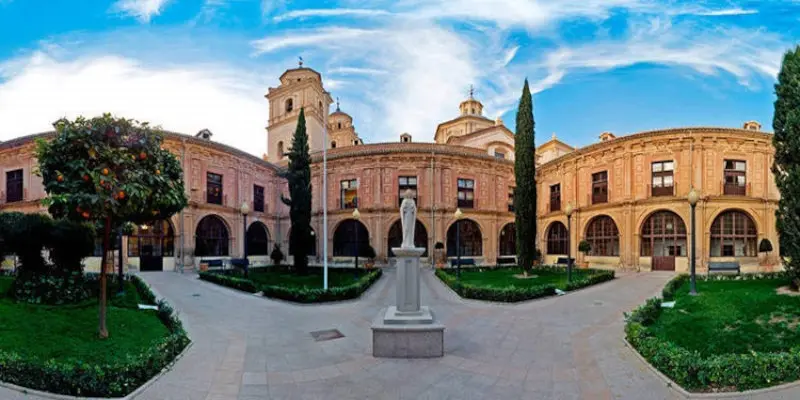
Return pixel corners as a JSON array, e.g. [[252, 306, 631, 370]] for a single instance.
[[371, 246, 444, 358]]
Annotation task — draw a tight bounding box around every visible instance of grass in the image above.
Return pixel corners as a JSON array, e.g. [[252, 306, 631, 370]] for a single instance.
[[248, 266, 371, 289], [453, 267, 594, 291], [0, 276, 171, 365], [649, 278, 800, 356]]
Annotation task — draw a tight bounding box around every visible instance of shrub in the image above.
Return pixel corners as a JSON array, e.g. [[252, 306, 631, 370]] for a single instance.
[[363, 244, 376, 260], [0, 275, 189, 397], [578, 240, 591, 253], [661, 274, 689, 301], [759, 238, 774, 253], [270, 244, 285, 266], [198, 271, 258, 293]]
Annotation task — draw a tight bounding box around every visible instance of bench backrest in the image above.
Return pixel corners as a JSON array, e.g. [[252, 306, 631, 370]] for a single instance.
[[708, 261, 740, 270]]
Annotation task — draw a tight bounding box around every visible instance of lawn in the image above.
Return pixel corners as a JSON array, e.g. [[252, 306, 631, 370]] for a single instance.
[[248, 266, 370, 289], [0, 276, 171, 364], [649, 278, 800, 356], [454, 267, 595, 290]]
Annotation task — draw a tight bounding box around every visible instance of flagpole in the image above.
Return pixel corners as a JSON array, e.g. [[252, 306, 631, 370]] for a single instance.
[[323, 98, 329, 290]]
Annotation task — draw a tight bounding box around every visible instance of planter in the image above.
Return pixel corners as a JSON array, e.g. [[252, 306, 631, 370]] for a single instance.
[[580, 262, 590, 269], [199, 263, 208, 272], [365, 260, 375, 269]]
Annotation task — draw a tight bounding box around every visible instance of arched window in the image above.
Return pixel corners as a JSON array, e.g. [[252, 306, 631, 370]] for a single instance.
[[710, 210, 757, 257], [546, 222, 568, 255], [585, 216, 619, 256], [499, 223, 516, 256], [447, 219, 482, 257], [285, 98, 293, 113], [333, 220, 370, 257], [277, 141, 284, 157], [195, 215, 229, 257], [640, 210, 686, 257], [338, 122, 342, 129], [331, 141, 337, 149], [247, 222, 270, 256], [128, 220, 175, 257], [387, 219, 428, 257]]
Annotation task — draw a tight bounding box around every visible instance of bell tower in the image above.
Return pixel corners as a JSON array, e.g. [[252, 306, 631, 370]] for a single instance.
[[265, 60, 333, 164]]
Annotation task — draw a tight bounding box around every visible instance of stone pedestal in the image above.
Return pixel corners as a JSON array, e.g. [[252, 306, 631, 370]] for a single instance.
[[371, 247, 444, 358]]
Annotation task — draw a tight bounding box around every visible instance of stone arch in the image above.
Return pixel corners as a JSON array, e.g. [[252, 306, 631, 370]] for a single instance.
[[386, 219, 429, 257], [498, 222, 516, 256], [195, 214, 230, 257], [708, 209, 758, 257], [545, 221, 568, 255], [705, 207, 762, 236], [246, 221, 271, 256], [446, 218, 483, 257], [285, 98, 293, 113], [583, 215, 620, 256], [333, 219, 370, 257], [639, 209, 687, 264]]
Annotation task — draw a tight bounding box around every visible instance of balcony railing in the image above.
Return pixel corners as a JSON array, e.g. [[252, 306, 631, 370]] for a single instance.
[[723, 183, 747, 196], [650, 184, 674, 197], [550, 200, 561, 212], [457, 198, 474, 208], [592, 192, 608, 204]]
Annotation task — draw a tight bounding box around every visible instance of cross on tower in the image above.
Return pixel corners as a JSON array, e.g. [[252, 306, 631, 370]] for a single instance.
[[298, 56, 304, 67], [336, 97, 340, 111], [468, 84, 474, 99]]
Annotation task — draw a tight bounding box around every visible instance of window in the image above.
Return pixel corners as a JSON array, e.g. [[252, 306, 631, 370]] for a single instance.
[[724, 160, 746, 195], [207, 172, 223, 205], [5, 169, 23, 203], [246, 222, 270, 256], [457, 178, 474, 208], [592, 171, 608, 204], [277, 141, 284, 157], [338, 122, 342, 129], [651, 161, 674, 197], [494, 151, 505, 159], [446, 219, 483, 257], [550, 184, 561, 212], [585, 216, 619, 256], [640, 211, 687, 257], [507, 187, 515, 212], [128, 220, 174, 257], [285, 98, 293, 113], [195, 215, 229, 256], [398, 176, 418, 207], [331, 141, 337, 149], [710, 210, 757, 257], [546, 222, 569, 255], [340, 179, 358, 209], [253, 184, 264, 213]]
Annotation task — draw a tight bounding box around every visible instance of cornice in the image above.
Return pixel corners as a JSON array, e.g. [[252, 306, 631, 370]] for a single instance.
[[309, 142, 514, 165]]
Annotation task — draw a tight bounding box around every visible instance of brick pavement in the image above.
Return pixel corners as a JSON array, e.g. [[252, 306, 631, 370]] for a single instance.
[[3, 268, 799, 399]]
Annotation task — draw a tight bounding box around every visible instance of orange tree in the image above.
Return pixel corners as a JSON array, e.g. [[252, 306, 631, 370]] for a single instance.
[[36, 114, 187, 338]]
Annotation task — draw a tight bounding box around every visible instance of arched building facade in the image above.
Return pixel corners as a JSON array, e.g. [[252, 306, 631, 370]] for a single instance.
[[0, 65, 781, 274]]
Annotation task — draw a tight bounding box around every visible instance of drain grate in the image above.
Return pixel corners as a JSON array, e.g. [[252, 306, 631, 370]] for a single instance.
[[192, 293, 201, 297], [310, 329, 345, 342]]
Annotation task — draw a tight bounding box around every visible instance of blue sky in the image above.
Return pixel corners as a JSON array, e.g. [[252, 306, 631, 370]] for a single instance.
[[1, 0, 799, 156]]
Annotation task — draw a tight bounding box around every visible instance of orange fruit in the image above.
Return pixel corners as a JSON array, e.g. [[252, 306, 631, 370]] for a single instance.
[[118, 191, 125, 199], [139, 152, 147, 160], [102, 168, 109, 175], [82, 174, 89, 182], [57, 175, 64, 182], [81, 211, 90, 219], [155, 169, 161, 175]]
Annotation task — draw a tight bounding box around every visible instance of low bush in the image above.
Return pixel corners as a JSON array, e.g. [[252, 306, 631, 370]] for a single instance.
[[625, 272, 800, 391], [199, 268, 382, 303], [0, 275, 189, 397]]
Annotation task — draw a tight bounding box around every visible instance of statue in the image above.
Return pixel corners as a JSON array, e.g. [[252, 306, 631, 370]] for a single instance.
[[400, 189, 416, 248]]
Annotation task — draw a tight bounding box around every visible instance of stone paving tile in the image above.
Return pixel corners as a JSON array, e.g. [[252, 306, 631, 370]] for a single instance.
[[5, 269, 800, 400]]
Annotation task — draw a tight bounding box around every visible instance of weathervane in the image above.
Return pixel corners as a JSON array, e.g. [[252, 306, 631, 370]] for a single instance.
[[298, 56, 303, 68], [336, 97, 340, 111], [469, 84, 474, 99]]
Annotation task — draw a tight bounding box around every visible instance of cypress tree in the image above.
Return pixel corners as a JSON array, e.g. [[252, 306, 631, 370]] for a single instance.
[[773, 45, 800, 288], [514, 79, 537, 272], [281, 108, 313, 274]]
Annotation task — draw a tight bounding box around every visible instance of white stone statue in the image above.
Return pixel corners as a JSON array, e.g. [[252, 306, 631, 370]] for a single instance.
[[400, 189, 417, 248]]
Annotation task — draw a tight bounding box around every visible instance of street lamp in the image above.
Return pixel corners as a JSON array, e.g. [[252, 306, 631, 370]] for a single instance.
[[352, 208, 361, 275], [240, 201, 250, 277], [687, 187, 700, 296], [565, 202, 574, 283], [454, 208, 464, 280]]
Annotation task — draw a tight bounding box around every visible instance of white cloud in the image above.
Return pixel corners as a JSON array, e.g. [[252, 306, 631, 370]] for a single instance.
[[273, 8, 391, 22], [328, 67, 388, 76], [0, 52, 272, 157], [111, 0, 171, 23], [250, 27, 375, 54], [690, 8, 758, 16]]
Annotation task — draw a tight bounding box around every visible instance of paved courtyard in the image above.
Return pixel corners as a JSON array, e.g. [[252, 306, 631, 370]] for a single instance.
[[3, 268, 799, 400]]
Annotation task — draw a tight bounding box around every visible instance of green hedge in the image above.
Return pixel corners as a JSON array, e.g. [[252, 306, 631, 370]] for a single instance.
[[661, 274, 689, 301], [0, 275, 190, 397], [625, 271, 800, 391], [435, 266, 615, 302], [198, 268, 382, 303]]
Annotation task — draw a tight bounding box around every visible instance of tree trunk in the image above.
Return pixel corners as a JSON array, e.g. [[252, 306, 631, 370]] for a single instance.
[[98, 216, 110, 339]]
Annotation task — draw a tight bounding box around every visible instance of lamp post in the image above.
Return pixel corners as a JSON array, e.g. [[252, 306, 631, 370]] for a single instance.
[[565, 202, 574, 283], [454, 208, 464, 280], [687, 187, 700, 296], [240, 201, 250, 277], [352, 208, 361, 276]]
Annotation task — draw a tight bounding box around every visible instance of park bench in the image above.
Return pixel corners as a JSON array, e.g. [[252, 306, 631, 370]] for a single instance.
[[707, 261, 740, 275], [556, 257, 575, 266], [229, 258, 250, 276], [202, 259, 226, 270], [450, 258, 476, 268]]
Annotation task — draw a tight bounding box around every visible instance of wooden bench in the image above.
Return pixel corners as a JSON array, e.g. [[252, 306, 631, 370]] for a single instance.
[[203, 259, 226, 270], [708, 261, 740, 275], [556, 257, 575, 266], [450, 258, 476, 267]]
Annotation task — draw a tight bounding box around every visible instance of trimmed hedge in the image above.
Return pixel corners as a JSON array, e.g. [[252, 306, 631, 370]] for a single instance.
[[0, 275, 190, 397], [435, 265, 615, 302], [625, 271, 800, 392], [198, 268, 382, 303]]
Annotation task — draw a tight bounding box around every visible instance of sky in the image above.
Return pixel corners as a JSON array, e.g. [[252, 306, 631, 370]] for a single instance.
[[1, 1, 799, 156]]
